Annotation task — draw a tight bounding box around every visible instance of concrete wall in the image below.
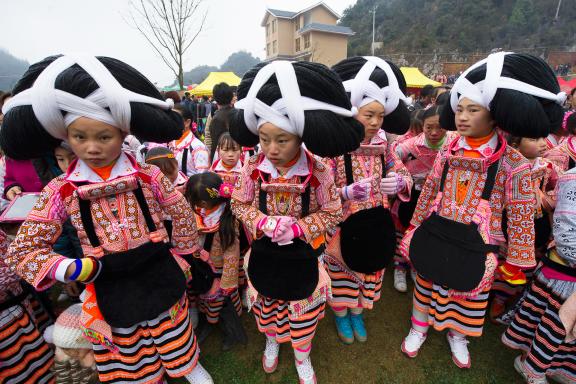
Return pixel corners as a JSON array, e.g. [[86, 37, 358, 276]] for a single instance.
[[308, 6, 338, 25], [309, 32, 348, 67]]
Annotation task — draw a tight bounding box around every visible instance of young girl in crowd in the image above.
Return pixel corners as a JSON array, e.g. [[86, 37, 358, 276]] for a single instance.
[[210, 133, 250, 291], [171, 103, 210, 177], [2, 54, 214, 384], [184, 172, 246, 351], [546, 111, 576, 171], [0, 229, 55, 384], [323, 56, 412, 344], [392, 105, 455, 292], [502, 167, 576, 384], [145, 146, 188, 192], [490, 135, 560, 323], [230, 61, 363, 383], [399, 52, 565, 369]]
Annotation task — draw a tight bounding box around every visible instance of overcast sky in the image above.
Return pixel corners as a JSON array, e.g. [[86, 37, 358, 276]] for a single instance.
[[0, 0, 357, 86]]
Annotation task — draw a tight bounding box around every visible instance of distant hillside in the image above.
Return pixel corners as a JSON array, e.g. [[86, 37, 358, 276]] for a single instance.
[[0, 49, 29, 91], [341, 0, 576, 56]]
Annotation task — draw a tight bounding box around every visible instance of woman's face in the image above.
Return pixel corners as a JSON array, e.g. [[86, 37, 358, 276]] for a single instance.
[[455, 98, 495, 138], [54, 146, 77, 173], [218, 145, 242, 167], [357, 101, 385, 141], [422, 115, 446, 145], [258, 123, 301, 168], [67, 118, 125, 168]]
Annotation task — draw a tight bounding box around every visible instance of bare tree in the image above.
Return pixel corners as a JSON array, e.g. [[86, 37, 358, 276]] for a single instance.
[[127, 0, 208, 90]]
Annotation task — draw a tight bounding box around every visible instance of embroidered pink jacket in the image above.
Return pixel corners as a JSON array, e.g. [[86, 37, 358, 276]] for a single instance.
[[169, 131, 210, 177], [394, 132, 457, 190], [5, 153, 200, 291], [545, 136, 576, 172], [409, 134, 536, 268], [530, 157, 560, 217], [211, 159, 242, 187], [231, 150, 342, 244], [329, 129, 413, 217], [0, 231, 21, 303]]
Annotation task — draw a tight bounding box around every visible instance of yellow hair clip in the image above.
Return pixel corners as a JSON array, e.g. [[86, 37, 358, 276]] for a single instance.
[[206, 187, 219, 199]]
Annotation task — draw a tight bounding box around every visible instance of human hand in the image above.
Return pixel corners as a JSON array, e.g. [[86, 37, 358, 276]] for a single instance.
[[380, 172, 405, 195], [341, 178, 372, 201], [6, 186, 22, 201]]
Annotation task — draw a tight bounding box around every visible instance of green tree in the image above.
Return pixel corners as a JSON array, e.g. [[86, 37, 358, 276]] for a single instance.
[[220, 51, 260, 76]]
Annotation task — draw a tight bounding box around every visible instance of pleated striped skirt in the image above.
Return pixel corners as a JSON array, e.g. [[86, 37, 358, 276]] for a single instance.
[[502, 277, 576, 381], [413, 274, 490, 337], [252, 297, 325, 348], [93, 297, 199, 383], [0, 305, 55, 384], [324, 259, 384, 310], [199, 289, 242, 324]]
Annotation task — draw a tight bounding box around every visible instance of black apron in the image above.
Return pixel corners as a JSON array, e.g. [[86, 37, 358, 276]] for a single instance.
[[409, 159, 501, 292], [398, 185, 421, 229], [181, 232, 218, 295], [78, 182, 186, 328], [247, 176, 321, 301], [339, 153, 396, 273]]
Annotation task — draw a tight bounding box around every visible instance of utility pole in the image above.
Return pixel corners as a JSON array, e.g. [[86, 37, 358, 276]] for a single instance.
[[371, 4, 377, 55], [554, 0, 562, 21]]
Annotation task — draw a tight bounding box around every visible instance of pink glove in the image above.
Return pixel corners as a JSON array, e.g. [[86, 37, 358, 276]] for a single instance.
[[340, 178, 372, 201], [258, 216, 295, 238], [380, 172, 406, 195], [272, 222, 303, 245]]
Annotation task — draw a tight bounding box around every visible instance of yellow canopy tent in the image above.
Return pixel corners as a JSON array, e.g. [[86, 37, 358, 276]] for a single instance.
[[190, 72, 241, 97], [400, 67, 441, 88]]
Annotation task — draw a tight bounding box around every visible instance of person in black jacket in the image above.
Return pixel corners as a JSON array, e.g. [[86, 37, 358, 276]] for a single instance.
[[208, 83, 235, 161]]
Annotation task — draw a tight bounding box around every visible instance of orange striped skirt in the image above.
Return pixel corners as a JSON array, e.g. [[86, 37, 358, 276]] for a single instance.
[[252, 297, 325, 349], [198, 290, 242, 324], [93, 296, 199, 383], [0, 305, 54, 384], [414, 274, 490, 337]]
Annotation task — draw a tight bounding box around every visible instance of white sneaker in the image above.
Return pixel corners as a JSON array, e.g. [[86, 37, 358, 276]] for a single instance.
[[262, 337, 279, 373], [185, 362, 214, 384], [447, 332, 471, 369], [394, 269, 408, 292], [189, 307, 199, 329], [401, 328, 427, 358], [514, 356, 548, 384], [295, 357, 317, 384]]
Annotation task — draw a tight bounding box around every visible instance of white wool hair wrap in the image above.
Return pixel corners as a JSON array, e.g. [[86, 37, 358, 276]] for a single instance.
[[234, 60, 356, 137], [450, 51, 567, 112], [342, 56, 411, 116], [1, 54, 174, 140]]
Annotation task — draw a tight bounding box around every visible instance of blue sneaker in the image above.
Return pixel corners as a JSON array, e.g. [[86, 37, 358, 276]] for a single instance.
[[350, 313, 367, 342], [334, 314, 354, 344]]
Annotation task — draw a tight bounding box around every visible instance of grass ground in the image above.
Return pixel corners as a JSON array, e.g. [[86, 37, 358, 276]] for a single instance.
[[172, 268, 525, 384]]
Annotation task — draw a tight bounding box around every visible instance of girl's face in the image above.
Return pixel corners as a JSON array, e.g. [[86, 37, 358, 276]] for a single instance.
[[517, 137, 547, 160], [67, 118, 125, 168], [422, 115, 446, 145], [357, 101, 385, 141], [455, 98, 495, 138], [258, 123, 302, 168], [54, 146, 77, 173], [218, 145, 242, 167]]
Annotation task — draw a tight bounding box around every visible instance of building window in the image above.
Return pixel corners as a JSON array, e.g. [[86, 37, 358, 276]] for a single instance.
[[266, 23, 270, 37], [267, 43, 270, 56], [304, 34, 310, 49], [273, 40, 277, 54], [272, 20, 276, 33], [295, 38, 300, 52]]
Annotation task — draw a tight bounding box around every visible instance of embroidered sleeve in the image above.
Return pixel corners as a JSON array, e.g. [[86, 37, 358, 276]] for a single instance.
[[504, 164, 536, 268], [151, 168, 200, 254], [541, 161, 561, 212], [297, 161, 343, 243], [231, 160, 266, 238], [6, 181, 69, 290], [385, 146, 413, 202], [191, 146, 210, 174], [553, 171, 576, 267], [410, 153, 444, 228], [219, 224, 240, 290], [394, 139, 413, 162]]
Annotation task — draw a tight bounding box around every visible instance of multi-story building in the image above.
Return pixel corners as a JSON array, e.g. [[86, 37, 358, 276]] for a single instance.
[[262, 2, 355, 67]]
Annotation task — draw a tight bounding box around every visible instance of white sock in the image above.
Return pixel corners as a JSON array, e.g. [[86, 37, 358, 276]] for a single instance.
[[294, 343, 311, 362], [411, 306, 429, 334]]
